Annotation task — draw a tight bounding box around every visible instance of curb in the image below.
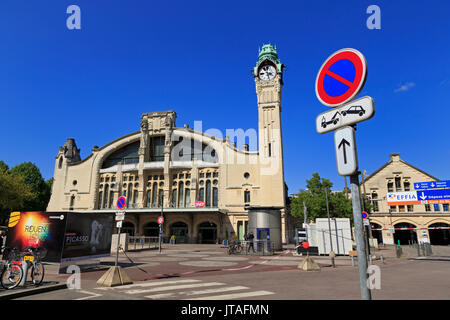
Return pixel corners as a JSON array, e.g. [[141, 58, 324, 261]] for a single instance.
[[0, 282, 67, 300]]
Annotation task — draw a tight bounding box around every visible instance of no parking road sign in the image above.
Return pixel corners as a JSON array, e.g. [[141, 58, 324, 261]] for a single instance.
[[116, 196, 127, 210], [158, 216, 164, 225], [315, 48, 367, 107]]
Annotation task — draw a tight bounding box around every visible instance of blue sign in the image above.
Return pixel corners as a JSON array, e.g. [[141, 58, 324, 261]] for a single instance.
[[416, 189, 450, 201], [414, 180, 450, 190], [362, 211, 368, 219]]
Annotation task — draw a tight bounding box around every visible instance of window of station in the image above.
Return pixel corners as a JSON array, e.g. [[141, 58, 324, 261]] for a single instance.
[[244, 190, 251, 204], [197, 170, 219, 207], [434, 204, 440, 211], [398, 205, 406, 213], [390, 206, 396, 212], [150, 136, 165, 161], [145, 175, 163, 208], [404, 181, 410, 191], [371, 192, 379, 212], [407, 205, 414, 212], [395, 177, 402, 191], [98, 175, 117, 209], [443, 204, 449, 212], [102, 141, 140, 169], [387, 182, 394, 192], [172, 137, 218, 163], [425, 204, 431, 212]]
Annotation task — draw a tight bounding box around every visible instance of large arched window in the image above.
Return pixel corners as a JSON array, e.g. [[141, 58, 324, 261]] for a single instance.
[[126, 184, 132, 208], [205, 180, 211, 207], [146, 190, 151, 208], [371, 192, 379, 212], [58, 157, 63, 169], [152, 182, 158, 207], [185, 189, 190, 207], [178, 182, 184, 207], [213, 187, 218, 207], [172, 189, 177, 207], [172, 137, 218, 163], [97, 191, 103, 210], [150, 136, 165, 161], [102, 141, 140, 169], [103, 185, 109, 209]]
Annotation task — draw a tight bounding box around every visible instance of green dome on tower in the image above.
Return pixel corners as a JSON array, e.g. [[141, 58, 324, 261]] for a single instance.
[[253, 43, 284, 77], [257, 44, 280, 64]]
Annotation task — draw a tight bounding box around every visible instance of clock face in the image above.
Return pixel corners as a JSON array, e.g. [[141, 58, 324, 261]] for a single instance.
[[259, 64, 276, 81]]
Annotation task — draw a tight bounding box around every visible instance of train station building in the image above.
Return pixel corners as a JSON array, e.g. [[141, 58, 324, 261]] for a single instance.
[[46, 44, 288, 248], [364, 153, 450, 245]]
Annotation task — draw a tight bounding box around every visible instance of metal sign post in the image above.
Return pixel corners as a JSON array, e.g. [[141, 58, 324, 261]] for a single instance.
[[115, 196, 127, 267], [315, 48, 373, 300], [159, 194, 164, 254], [350, 174, 372, 300]]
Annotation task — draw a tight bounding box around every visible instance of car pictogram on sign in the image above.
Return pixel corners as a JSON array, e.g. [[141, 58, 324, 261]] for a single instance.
[[342, 105, 365, 117]]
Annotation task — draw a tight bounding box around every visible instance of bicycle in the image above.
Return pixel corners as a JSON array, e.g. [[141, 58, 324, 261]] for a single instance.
[[1, 247, 24, 290], [227, 241, 243, 255], [22, 246, 45, 286]]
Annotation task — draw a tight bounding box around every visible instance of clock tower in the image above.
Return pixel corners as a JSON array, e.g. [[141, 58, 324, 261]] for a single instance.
[[254, 44, 286, 207]]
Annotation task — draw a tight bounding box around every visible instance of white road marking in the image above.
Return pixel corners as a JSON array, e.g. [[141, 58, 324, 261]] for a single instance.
[[186, 290, 274, 300], [144, 285, 249, 299], [125, 282, 225, 294], [75, 290, 103, 300], [96, 278, 200, 290]]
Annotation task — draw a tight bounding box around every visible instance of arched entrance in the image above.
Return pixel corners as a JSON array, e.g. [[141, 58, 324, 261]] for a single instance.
[[370, 222, 383, 244], [122, 222, 135, 236], [143, 222, 159, 237], [170, 222, 189, 243], [429, 223, 450, 245], [394, 223, 417, 245], [197, 222, 217, 244]]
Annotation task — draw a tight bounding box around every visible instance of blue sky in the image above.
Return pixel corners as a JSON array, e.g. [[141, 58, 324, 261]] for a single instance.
[[0, 0, 449, 193]]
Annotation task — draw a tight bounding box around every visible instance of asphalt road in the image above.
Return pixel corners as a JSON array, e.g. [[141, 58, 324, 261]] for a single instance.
[[15, 244, 450, 300]]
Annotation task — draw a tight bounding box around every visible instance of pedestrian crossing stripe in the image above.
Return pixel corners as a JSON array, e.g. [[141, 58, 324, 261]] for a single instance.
[[95, 278, 274, 300]]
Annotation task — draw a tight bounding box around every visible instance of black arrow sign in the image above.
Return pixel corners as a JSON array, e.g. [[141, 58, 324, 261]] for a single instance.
[[338, 138, 350, 164]]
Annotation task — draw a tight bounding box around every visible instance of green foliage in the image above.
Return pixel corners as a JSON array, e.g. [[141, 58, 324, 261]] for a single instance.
[[290, 173, 353, 223], [10, 162, 51, 211], [0, 161, 8, 172], [0, 168, 35, 222]]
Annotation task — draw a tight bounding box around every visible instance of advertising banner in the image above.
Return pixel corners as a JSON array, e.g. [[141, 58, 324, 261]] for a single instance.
[[61, 212, 114, 262], [4, 212, 67, 262], [386, 191, 421, 206]]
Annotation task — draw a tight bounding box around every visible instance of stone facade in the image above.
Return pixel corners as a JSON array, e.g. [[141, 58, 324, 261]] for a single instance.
[[363, 153, 450, 245], [47, 45, 288, 245]]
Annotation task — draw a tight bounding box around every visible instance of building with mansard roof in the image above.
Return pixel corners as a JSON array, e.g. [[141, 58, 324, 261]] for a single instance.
[[363, 153, 450, 245], [47, 44, 289, 248]]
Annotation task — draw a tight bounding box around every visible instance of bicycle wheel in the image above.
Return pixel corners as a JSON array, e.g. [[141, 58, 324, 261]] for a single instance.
[[31, 262, 45, 285], [1, 263, 24, 290]]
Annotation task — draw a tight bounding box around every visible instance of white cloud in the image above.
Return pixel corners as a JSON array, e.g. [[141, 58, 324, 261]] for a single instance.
[[394, 82, 415, 93]]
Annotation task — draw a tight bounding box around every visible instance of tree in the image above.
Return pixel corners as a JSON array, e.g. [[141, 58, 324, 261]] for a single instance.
[[290, 173, 353, 223], [10, 162, 51, 211], [0, 169, 35, 222], [0, 161, 8, 172]]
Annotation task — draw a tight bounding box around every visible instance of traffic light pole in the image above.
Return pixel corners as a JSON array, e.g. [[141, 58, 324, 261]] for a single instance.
[[350, 173, 372, 300]]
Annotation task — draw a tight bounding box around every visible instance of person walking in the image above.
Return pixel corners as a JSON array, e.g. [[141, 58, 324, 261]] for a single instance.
[[247, 232, 255, 254]]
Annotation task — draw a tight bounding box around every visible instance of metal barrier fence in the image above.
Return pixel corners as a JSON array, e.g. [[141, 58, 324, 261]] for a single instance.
[[228, 240, 275, 256], [128, 236, 159, 250]]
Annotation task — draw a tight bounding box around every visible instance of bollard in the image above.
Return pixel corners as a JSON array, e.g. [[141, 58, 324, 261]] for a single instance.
[[351, 255, 355, 267], [380, 255, 384, 264], [416, 243, 421, 257], [421, 243, 426, 256], [369, 255, 373, 265]]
